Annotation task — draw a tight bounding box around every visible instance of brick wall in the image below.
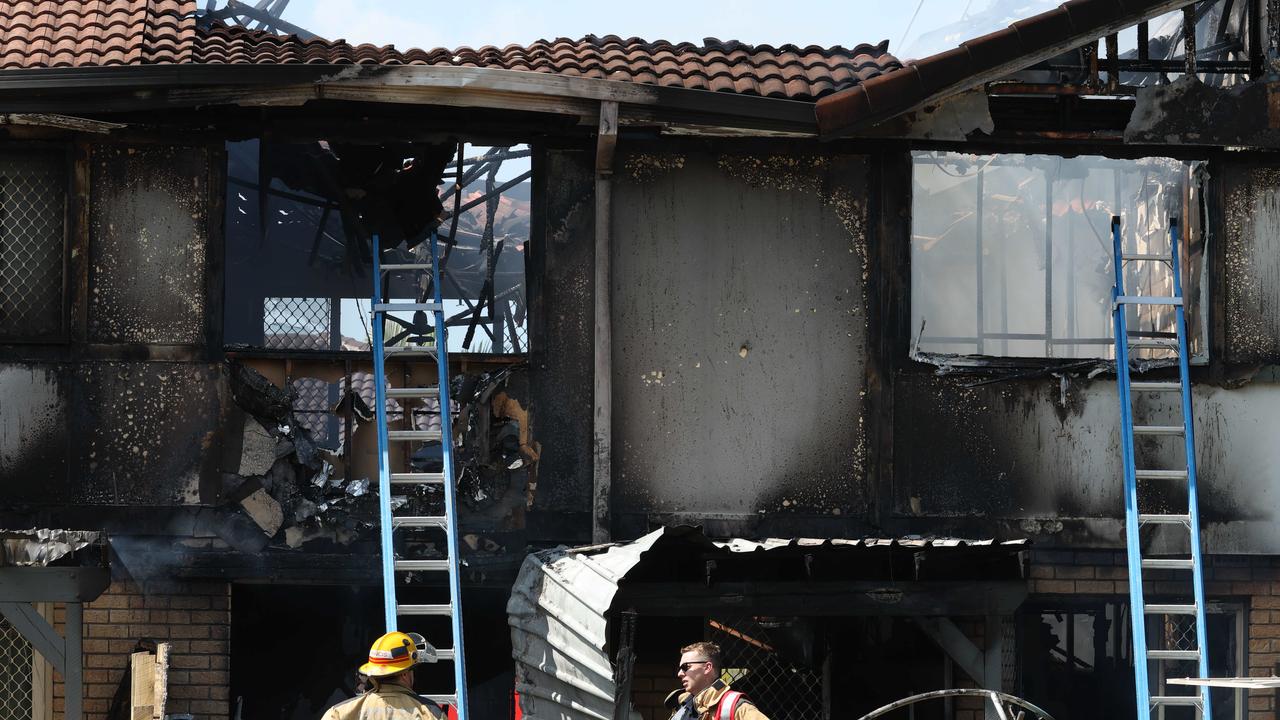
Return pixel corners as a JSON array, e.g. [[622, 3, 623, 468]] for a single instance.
[[53, 579, 231, 719], [631, 661, 676, 720], [1030, 549, 1280, 720]]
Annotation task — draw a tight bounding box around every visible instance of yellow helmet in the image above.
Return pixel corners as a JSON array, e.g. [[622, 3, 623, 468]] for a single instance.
[[358, 631, 437, 677]]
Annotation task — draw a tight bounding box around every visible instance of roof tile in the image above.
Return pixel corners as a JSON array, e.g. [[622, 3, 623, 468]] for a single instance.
[[0, 4, 901, 100]]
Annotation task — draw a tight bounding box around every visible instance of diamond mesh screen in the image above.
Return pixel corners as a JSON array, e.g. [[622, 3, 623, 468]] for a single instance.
[[263, 297, 331, 349], [0, 150, 67, 340], [708, 617, 823, 720], [0, 617, 34, 719]]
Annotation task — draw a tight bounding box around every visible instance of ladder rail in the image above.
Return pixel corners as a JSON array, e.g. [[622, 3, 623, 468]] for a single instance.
[[1111, 217, 1152, 720], [372, 233, 399, 632], [1170, 219, 1213, 715], [371, 233, 470, 719], [431, 232, 471, 719]]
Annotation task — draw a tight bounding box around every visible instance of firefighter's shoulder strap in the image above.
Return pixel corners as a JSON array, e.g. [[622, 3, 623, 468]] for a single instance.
[[715, 690, 744, 720]]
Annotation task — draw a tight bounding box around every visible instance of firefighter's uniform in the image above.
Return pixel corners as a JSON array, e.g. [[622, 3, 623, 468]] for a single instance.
[[323, 631, 445, 720], [321, 683, 444, 720], [669, 682, 770, 720]]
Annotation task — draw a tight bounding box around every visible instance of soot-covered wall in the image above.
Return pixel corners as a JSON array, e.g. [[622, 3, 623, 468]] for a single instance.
[[608, 146, 871, 525], [0, 142, 226, 512]]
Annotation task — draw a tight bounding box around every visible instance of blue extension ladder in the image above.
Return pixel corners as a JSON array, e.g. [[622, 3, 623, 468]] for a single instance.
[[370, 232, 470, 718], [1111, 216, 1210, 720]]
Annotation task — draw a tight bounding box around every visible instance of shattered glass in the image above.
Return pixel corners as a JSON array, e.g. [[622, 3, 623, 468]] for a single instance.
[[911, 151, 1206, 362]]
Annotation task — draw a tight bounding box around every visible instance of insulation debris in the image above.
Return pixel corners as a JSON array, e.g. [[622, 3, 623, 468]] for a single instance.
[[0, 529, 100, 567]]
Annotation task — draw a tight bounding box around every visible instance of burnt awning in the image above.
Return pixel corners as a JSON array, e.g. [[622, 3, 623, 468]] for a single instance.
[[508, 526, 1028, 720]]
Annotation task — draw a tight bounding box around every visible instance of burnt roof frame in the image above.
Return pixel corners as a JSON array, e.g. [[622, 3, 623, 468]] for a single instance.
[[816, 0, 1204, 139]]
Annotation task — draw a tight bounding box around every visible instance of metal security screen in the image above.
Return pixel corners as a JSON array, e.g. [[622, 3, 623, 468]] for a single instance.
[[263, 296, 332, 349], [0, 616, 34, 719], [0, 150, 67, 340], [709, 616, 823, 720]]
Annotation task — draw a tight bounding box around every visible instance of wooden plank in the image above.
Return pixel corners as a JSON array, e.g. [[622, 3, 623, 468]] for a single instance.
[[130, 651, 156, 720], [916, 617, 985, 687], [31, 603, 53, 720], [153, 643, 169, 720]]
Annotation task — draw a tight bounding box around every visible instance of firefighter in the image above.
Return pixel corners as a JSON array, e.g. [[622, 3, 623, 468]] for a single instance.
[[323, 631, 445, 720], [665, 642, 770, 720]]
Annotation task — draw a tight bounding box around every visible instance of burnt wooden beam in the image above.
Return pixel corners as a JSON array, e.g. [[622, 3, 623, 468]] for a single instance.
[[592, 100, 618, 543], [616, 580, 1027, 616]]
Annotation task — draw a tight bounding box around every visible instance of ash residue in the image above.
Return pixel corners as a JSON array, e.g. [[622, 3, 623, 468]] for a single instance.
[[623, 153, 686, 183]]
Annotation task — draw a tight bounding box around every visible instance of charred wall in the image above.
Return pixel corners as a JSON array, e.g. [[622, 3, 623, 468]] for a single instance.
[[607, 143, 870, 528], [526, 147, 595, 537], [0, 141, 229, 516], [1221, 161, 1280, 363]]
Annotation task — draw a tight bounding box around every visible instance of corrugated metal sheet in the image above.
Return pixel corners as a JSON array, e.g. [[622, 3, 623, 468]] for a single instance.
[[0, 529, 99, 566], [508, 528, 1026, 719], [508, 531, 661, 720]]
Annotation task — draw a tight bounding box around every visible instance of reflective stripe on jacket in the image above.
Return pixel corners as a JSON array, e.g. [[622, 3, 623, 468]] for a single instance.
[[670, 683, 770, 720]]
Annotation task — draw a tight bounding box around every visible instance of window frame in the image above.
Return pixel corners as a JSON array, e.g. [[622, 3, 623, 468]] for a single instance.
[[907, 148, 1211, 369]]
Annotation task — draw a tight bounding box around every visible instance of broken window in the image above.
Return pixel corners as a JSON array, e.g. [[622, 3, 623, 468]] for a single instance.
[[223, 139, 531, 355], [0, 148, 68, 341], [1019, 601, 1241, 720], [911, 152, 1206, 362]]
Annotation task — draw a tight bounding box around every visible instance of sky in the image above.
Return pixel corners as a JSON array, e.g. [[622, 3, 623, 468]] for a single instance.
[[285, 0, 1062, 60]]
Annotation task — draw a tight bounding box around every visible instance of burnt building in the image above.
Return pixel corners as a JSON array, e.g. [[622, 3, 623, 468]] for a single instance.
[[2, 1, 1280, 719]]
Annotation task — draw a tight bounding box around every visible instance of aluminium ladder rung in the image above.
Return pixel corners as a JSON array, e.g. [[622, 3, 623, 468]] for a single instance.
[[1128, 339, 1179, 349], [380, 263, 434, 271], [1122, 253, 1173, 261], [373, 302, 443, 312], [435, 648, 455, 661], [395, 559, 451, 572], [1139, 513, 1191, 525], [1146, 604, 1198, 615], [1150, 696, 1202, 707], [1131, 381, 1182, 392], [397, 603, 452, 616], [1135, 469, 1188, 480], [1148, 649, 1202, 661], [386, 387, 439, 398], [423, 694, 456, 705], [1142, 558, 1195, 570], [1133, 425, 1184, 435], [393, 516, 449, 529], [1115, 296, 1183, 306], [383, 347, 438, 357], [387, 430, 442, 441], [390, 472, 445, 485]]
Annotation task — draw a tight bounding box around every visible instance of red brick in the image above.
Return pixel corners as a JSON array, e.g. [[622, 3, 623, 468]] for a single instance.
[[1029, 565, 1055, 579], [1054, 566, 1095, 580], [189, 639, 228, 654], [1252, 625, 1280, 638], [87, 623, 128, 639], [1249, 638, 1275, 653], [1249, 696, 1273, 710], [189, 669, 229, 685], [1254, 596, 1280, 609], [170, 654, 211, 669], [190, 610, 227, 624], [1075, 580, 1116, 593], [1033, 580, 1076, 594], [1248, 652, 1280, 668], [189, 699, 231, 715], [167, 684, 210, 699], [170, 596, 211, 610], [169, 625, 212, 639], [1097, 566, 1127, 580]]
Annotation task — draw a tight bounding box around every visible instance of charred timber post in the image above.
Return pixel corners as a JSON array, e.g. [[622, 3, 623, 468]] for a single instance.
[[593, 100, 618, 543], [1271, 0, 1280, 73], [1183, 5, 1197, 76]]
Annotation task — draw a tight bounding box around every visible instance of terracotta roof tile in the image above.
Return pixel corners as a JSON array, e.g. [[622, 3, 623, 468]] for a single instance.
[[0, 4, 900, 100]]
